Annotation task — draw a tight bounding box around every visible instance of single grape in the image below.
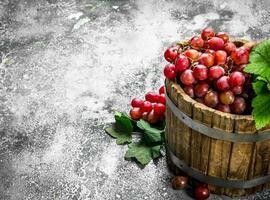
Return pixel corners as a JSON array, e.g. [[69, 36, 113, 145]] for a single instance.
[[201, 27, 215, 40], [175, 54, 190, 72], [190, 36, 204, 50], [204, 91, 219, 108], [205, 49, 215, 57], [153, 103, 166, 115], [198, 53, 214, 67], [183, 85, 194, 98], [231, 48, 249, 65], [130, 107, 142, 120], [141, 101, 152, 113], [193, 64, 208, 81], [219, 90, 235, 105], [194, 82, 209, 97], [157, 94, 166, 104], [215, 50, 227, 65], [142, 112, 148, 121], [217, 103, 231, 113], [164, 45, 180, 62], [231, 85, 243, 95], [164, 63, 176, 79], [208, 66, 225, 80], [229, 71, 245, 87], [216, 32, 229, 43], [224, 42, 236, 54], [180, 69, 195, 85], [145, 92, 159, 103], [131, 98, 144, 108], [147, 110, 159, 124], [230, 97, 246, 114], [208, 37, 224, 51], [184, 49, 200, 61], [159, 85, 165, 94], [216, 76, 230, 91]]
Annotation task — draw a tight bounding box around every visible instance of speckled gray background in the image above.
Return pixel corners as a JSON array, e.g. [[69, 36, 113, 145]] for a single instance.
[[0, 0, 270, 199]]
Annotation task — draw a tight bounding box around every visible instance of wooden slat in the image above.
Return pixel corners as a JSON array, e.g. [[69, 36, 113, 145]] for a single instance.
[[224, 116, 256, 196], [190, 103, 203, 170], [207, 110, 234, 194]]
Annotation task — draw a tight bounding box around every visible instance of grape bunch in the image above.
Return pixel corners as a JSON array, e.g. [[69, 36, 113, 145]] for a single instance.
[[163, 27, 255, 114], [129, 85, 166, 123]]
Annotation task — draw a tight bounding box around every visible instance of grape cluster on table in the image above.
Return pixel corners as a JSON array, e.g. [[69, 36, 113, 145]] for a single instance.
[[163, 27, 255, 115], [129, 86, 166, 123]]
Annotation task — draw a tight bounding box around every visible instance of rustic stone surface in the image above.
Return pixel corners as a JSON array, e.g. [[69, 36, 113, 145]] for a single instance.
[[1, 0, 270, 199]]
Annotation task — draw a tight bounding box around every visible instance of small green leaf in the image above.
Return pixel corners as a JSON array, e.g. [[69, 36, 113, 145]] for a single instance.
[[151, 145, 162, 159], [244, 40, 270, 82], [252, 81, 268, 94], [105, 127, 132, 145], [137, 120, 164, 143], [114, 111, 133, 133], [252, 93, 270, 129], [124, 142, 162, 165]]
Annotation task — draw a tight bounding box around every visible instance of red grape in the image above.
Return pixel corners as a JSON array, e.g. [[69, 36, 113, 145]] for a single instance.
[[184, 49, 200, 61], [198, 53, 214, 67], [159, 85, 165, 94], [164, 45, 179, 62], [231, 48, 249, 65], [180, 69, 195, 85], [219, 90, 235, 105], [164, 63, 176, 79], [216, 32, 229, 43], [205, 49, 215, 57], [153, 103, 166, 115], [201, 27, 215, 40], [229, 71, 245, 87], [208, 37, 224, 50], [230, 97, 246, 114], [157, 94, 166, 104], [130, 107, 142, 120], [215, 50, 227, 65], [131, 98, 144, 108], [195, 185, 210, 200], [216, 76, 230, 91], [147, 110, 159, 124], [145, 92, 158, 103], [204, 91, 219, 108], [224, 42, 236, 54], [175, 55, 190, 72], [193, 64, 208, 81], [194, 82, 209, 97], [217, 103, 231, 113], [142, 112, 148, 121], [141, 101, 152, 112], [183, 85, 194, 98], [190, 36, 204, 50], [208, 66, 224, 79], [231, 85, 243, 95]]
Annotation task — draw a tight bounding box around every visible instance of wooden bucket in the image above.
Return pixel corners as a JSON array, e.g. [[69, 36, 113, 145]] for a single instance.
[[165, 40, 270, 197]]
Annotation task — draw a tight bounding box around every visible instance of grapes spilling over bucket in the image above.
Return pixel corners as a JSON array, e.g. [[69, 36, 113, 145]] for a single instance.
[[163, 27, 256, 115]]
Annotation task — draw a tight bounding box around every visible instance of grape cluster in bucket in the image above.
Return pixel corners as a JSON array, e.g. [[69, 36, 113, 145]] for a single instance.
[[163, 28, 255, 114]]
